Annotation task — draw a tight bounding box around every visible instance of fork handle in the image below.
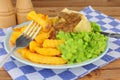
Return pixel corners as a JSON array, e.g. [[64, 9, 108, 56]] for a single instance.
[[109, 33, 120, 38], [0, 46, 17, 68], [100, 32, 120, 38]]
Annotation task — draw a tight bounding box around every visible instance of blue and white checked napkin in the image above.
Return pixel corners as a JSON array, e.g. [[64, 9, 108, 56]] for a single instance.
[[0, 6, 120, 80]]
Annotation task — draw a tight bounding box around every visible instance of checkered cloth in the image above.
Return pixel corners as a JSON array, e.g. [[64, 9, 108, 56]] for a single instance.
[[0, 6, 120, 80]]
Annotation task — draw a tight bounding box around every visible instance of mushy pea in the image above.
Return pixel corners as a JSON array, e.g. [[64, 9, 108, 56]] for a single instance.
[[56, 22, 108, 64]]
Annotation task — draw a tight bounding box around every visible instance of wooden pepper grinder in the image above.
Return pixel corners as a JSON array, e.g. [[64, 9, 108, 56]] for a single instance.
[[0, 0, 16, 28], [16, 0, 34, 24]]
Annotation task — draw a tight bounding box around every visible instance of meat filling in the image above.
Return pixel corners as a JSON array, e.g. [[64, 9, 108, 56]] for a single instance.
[[49, 12, 81, 39], [54, 12, 81, 32]]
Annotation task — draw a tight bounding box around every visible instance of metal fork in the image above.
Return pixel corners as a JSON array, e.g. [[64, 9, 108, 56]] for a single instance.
[[0, 21, 41, 68], [100, 32, 120, 38]]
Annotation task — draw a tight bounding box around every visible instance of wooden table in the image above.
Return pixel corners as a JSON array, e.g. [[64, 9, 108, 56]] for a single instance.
[[0, 0, 120, 80]]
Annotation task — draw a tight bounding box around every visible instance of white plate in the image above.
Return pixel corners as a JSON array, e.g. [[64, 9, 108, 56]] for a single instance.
[[4, 22, 109, 69]]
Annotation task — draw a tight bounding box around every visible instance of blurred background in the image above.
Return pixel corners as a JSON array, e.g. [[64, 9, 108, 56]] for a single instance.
[[11, 0, 120, 17]]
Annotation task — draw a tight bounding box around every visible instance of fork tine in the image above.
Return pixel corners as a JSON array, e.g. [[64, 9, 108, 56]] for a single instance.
[[25, 21, 41, 40], [26, 23, 41, 40], [31, 25, 41, 40], [29, 23, 38, 37], [29, 23, 40, 39], [23, 20, 33, 34], [26, 22, 37, 36]]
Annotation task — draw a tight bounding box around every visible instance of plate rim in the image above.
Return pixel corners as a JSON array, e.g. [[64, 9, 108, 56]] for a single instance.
[[4, 21, 109, 69]]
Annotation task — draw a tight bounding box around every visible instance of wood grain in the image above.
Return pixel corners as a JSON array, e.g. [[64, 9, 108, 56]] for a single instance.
[[34, 7, 120, 16], [0, 0, 120, 80], [12, 0, 120, 7]]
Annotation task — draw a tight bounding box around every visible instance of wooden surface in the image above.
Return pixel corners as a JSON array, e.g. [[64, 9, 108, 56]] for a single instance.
[[0, 0, 120, 80]]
